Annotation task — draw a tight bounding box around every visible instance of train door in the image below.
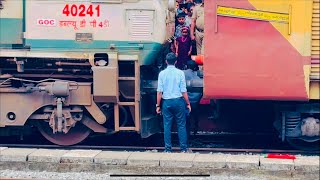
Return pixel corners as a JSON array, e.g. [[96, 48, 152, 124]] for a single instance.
[[0, 0, 24, 45]]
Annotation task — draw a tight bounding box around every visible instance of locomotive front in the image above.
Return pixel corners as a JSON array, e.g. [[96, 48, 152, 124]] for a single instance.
[[0, 0, 172, 145]]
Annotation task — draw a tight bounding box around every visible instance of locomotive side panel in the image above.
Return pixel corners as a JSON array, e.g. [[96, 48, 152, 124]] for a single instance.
[[0, 0, 23, 45], [0, 0, 170, 145], [24, 0, 167, 65], [204, 0, 313, 100]]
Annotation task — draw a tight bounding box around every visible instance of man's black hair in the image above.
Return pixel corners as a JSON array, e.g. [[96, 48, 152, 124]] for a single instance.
[[187, 60, 199, 71], [166, 52, 177, 65], [187, 2, 194, 11], [179, 3, 188, 9], [176, 13, 186, 19]]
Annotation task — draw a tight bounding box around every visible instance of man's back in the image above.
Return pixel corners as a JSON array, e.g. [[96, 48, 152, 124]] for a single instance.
[[158, 65, 186, 100]]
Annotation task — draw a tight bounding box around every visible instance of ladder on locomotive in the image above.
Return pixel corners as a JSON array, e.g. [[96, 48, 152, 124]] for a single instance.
[[114, 57, 140, 132], [311, 0, 320, 81]]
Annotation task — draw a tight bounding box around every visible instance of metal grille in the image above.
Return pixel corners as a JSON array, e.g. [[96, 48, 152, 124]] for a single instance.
[[127, 10, 154, 41], [311, 0, 320, 81]]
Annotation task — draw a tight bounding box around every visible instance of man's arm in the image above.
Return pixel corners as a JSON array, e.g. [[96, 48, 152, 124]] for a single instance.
[[190, 7, 197, 40], [190, 19, 196, 39], [182, 92, 190, 106], [156, 72, 163, 113], [175, 39, 179, 56], [180, 72, 191, 106], [157, 92, 162, 107]]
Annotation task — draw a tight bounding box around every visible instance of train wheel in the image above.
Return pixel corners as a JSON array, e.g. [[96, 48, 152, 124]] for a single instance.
[[286, 138, 320, 151], [37, 119, 91, 146]]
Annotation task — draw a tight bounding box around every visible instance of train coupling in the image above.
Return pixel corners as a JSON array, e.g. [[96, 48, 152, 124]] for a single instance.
[[26, 81, 77, 97], [27, 81, 79, 133]]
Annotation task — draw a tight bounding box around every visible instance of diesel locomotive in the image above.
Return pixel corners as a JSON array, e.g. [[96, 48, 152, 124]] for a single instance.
[[0, 0, 319, 150]]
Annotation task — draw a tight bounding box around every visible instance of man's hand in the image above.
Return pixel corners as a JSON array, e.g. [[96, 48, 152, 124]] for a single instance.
[[187, 104, 191, 113], [190, 34, 195, 40], [156, 107, 161, 114]]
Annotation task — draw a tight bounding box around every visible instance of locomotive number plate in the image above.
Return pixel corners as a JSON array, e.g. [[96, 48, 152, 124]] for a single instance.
[[75, 33, 93, 42]]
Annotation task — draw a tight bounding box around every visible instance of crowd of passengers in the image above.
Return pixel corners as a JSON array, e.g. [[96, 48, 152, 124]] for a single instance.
[[153, 0, 208, 153], [170, 0, 204, 70]]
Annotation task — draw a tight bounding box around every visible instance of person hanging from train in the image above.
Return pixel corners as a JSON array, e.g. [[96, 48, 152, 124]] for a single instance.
[[171, 12, 187, 56], [156, 52, 191, 153], [175, 26, 192, 70], [190, 0, 204, 55], [182, 60, 203, 137]]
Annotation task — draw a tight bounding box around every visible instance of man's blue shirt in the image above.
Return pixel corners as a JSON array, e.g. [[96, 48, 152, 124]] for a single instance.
[[157, 65, 187, 99]]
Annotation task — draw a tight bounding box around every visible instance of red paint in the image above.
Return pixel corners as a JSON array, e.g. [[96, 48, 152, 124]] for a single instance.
[[266, 154, 296, 160], [204, 0, 309, 100]]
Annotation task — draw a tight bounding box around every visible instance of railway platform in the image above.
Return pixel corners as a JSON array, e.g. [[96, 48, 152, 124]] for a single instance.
[[0, 147, 319, 179]]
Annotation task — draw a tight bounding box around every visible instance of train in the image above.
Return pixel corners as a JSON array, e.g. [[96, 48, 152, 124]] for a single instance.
[[0, 0, 319, 150]]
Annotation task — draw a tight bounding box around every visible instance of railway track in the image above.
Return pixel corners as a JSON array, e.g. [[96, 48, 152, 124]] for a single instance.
[[1, 144, 319, 155]]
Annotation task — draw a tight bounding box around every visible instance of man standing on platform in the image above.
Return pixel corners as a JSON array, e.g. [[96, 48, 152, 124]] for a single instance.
[[156, 52, 191, 153]]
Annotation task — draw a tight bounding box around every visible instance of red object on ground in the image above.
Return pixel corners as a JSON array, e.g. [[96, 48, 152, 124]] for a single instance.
[[266, 154, 296, 160]]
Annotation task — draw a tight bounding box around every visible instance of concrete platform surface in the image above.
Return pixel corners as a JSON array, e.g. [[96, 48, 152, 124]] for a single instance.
[[160, 152, 196, 168], [259, 155, 294, 171], [192, 153, 226, 168], [61, 150, 102, 164], [294, 155, 320, 171], [0, 147, 8, 151], [95, 151, 132, 165], [28, 149, 69, 163], [0, 148, 36, 162], [0, 147, 319, 174], [127, 152, 163, 167], [226, 154, 260, 170]]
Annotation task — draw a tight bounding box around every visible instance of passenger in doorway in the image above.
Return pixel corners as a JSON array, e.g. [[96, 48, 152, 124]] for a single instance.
[[190, 0, 204, 55], [182, 60, 203, 135], [184, 3, 195, 27], [175, 26, 192, 70], [174, 13, 187, 39], [156, 52, 191, 153], [175, 1, 185, 15]]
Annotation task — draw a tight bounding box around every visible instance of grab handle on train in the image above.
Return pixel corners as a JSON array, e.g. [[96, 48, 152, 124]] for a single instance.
[[109, 44, 144, 50]]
